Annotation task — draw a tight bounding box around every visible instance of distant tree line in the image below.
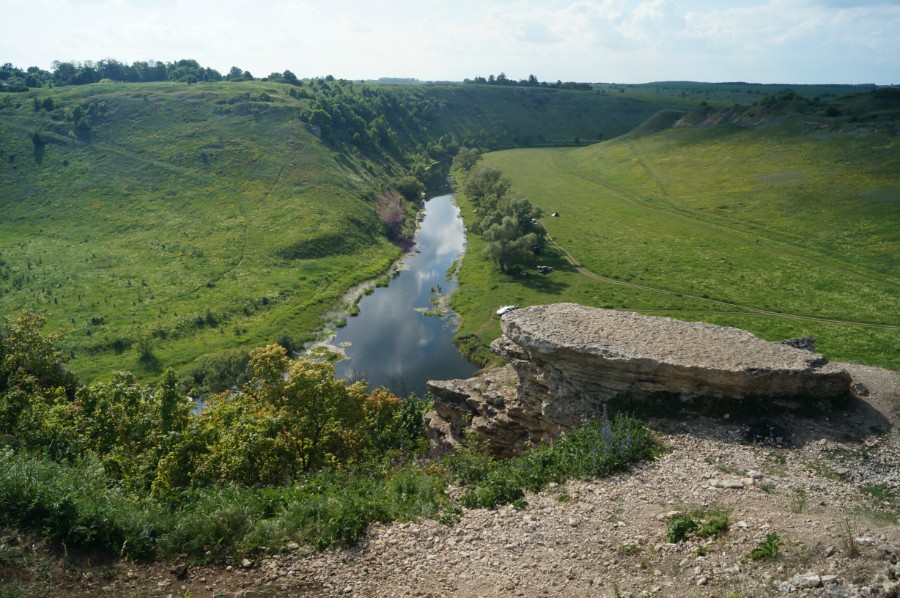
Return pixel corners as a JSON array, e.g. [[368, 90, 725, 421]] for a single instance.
[[0, 59, 303, 92], [464, 72, 592, 91]]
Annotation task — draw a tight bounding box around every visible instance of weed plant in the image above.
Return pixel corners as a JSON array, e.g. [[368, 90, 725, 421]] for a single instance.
[[446, 413, 660, 510], [665, 509, 730, 543], [0, 412, 658, 562], [750, 532, 782, 561]]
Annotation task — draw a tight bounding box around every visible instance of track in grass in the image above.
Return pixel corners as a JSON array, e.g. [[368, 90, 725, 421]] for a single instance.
[[453, 118, 899, 369], [544, 231, 900, 331]]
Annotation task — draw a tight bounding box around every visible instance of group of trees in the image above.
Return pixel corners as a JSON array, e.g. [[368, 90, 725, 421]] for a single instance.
[[0, 312, 428, 495], [296, 77, 461, 178], [464, 72, 593, 91], [0, 59, 305, 91], [457, 150, 544, 273]]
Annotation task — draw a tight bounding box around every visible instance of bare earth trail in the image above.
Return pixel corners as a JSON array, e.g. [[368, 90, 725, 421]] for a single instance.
[[544, 230, 900, 331]]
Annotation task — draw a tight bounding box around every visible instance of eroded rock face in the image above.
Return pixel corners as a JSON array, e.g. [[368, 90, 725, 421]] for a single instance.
[[425, 365, 560, 457], [427, 303, 852, 456]]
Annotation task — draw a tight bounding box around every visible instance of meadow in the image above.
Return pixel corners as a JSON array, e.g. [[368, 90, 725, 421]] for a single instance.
[[0, 78, 688, 383], [452, 108, 900, 370], [0, 81, 408, 381]]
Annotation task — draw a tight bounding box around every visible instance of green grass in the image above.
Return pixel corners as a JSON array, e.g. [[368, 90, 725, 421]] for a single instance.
[[0, 79, 692, 384], [0, 414, 658, 562], [452, 116, 899, 369], [445, 415, 660, 510], [0, 81, 403, 382], [599, 81, 878, 107]]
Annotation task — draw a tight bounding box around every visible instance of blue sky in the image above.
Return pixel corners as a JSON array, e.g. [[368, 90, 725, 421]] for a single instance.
[[2, 0, 898, 83]]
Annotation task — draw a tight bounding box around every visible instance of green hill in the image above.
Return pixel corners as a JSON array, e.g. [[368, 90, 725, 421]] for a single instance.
[[0, 78, 689, 382], [452, 92, 900, 370]]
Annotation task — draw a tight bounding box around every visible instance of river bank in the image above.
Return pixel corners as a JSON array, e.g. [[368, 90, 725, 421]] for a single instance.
[[306, 193, 476, 397]]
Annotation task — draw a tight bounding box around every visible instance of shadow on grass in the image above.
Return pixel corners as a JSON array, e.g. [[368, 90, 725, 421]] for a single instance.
[[515, 272, 569, 294], [137, 352, 164, 375]]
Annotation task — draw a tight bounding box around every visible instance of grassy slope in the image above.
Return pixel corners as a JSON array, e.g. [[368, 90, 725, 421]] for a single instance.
[[0, 80, 685, 382], [0, 81, 400, 380], [412, 84, 697, 146], [599, 81, 878, 106], [453, 116, 900, 370]]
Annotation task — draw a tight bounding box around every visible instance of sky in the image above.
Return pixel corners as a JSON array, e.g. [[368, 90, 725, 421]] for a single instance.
[[1, 0, 898, 84]]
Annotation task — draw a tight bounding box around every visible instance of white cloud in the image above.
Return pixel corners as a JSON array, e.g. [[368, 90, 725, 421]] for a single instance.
[[1, 0, 897, 82]]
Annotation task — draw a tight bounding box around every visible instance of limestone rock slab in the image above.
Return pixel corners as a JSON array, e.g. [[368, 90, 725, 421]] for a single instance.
[[499, 303, 851, 404], [426, 304, 853, 456]]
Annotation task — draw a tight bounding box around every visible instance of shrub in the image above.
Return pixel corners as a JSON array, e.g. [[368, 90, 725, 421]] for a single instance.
[[750, 532, 782, 561], [665, 509, 729, 543], [448, 413, 659, 510], [666, 514, 699, 543], [0, 448, 162, 559]]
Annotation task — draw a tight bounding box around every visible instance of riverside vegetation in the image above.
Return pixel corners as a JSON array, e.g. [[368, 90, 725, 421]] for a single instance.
[[0, 60, 700, 384]]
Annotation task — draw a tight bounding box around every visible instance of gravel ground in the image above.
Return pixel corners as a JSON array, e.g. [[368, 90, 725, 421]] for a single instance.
[[8, 363, 900, 598]]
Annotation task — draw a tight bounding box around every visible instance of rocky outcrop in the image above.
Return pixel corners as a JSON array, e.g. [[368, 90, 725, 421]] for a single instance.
[[427, 303, 852, 456], [425, 365, 558, 457]]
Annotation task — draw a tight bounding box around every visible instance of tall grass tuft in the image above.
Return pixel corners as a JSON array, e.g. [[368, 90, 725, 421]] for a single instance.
[[450, 413, 659, 510]]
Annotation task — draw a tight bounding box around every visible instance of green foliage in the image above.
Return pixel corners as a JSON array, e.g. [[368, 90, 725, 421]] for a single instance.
[[789, 488, 807, 514], [453, 114, 900, 370], [483, 217, 539, 273], [0, 320, 656, 560], [441, 436, 496, 485], [458, 164, 544, 272], [451, 414, 659, 510], [0, 311, 78, 398], [1, 76, 691, 381], [666, 514, 699, 543], [452, 147, 481, 172], [750, 532, 782, 561], [0, 448, 163, 559], [178, 347, 251, 394], [0, 447, 450, 562], [665, 509, 729, 543], [394, 176, 425, 201], [463, 165, 510, 210]]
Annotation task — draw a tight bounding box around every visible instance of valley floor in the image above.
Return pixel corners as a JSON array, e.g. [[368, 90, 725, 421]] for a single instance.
[[3, 365, 899, 597]]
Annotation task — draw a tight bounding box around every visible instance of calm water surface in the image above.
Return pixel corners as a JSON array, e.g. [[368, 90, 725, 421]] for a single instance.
[[328, 194, 477, 397]]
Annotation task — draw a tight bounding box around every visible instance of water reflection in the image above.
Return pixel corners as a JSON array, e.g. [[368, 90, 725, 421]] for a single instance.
[[328, 194, 476, 397]]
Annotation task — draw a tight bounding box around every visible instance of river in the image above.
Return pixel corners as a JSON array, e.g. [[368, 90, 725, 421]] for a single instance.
[[323, 193, 477, 397]]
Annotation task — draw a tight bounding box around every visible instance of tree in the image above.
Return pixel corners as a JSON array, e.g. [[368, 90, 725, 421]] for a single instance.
[[395, 175, 425, 201], [0, 311, 77, 397], [156, 368, 189, 434], [463, 165, 509, 205], [452, 147, 481, 172], [483, 217, 538, 273], [230, 345, 372, 474], [31, 129, 45, 164]]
